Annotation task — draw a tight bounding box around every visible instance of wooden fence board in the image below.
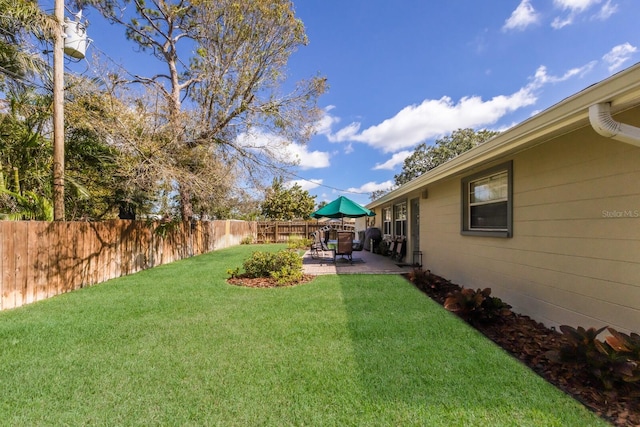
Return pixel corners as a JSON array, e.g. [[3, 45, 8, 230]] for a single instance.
[[29, 221, 50, 301], [0, 219, 315, 311], [13, 222, 27, 307], [254, 221, 354, 244], [1, 222, 16, 310], [24, 223, 37, 304], [0, 222, 3, 309], [77, 222, 91, 287]]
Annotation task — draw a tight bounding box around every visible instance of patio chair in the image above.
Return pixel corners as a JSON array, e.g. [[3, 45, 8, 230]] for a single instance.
[[310, 230, 334, 260], [335, 231, 354, 264], [387, 237, 397, 257], [352, 230, 365, 251], [391, 236, 406, 262]]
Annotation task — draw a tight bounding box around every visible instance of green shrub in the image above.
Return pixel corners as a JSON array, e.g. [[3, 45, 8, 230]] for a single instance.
[[226, 267, 241, 278], [287, 236, 312, 250], [243, 251, 274, 278], [240, 236, 253, 245], [239, 250, 304, 285], [443, 287, 511, 324]]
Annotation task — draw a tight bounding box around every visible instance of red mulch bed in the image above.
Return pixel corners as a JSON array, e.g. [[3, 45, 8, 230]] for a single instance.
[[227, 274, 315, 288], [404, 270, 640, 427]]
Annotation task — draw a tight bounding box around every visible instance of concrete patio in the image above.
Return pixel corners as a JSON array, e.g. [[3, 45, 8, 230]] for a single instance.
[[302, 248, 416, 275]]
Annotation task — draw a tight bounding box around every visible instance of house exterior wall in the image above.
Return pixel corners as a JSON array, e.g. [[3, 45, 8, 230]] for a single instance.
[[419, 111, 640, 333]]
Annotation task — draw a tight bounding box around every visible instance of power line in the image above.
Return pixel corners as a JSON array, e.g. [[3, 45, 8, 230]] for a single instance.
[[0, 64, 48, 90], [283, 170, 371, 195]]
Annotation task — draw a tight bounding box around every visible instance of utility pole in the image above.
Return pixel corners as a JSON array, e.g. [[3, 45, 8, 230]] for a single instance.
[[52, 0, 65, 220]]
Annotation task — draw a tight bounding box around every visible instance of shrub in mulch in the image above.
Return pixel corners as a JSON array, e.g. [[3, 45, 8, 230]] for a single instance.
[[227, 249, 312, 288], [404, 268, 640, 427]]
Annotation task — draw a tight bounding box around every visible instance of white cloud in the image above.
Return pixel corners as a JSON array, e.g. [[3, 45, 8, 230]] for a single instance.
[[329, 122, 360, 143], [551, 0, 602, 28], [593, 0, 618, 20], [503, 0, 540, 31], [550, 16, 572, 29], [603, 43, 637, 72], [553, 0, 601, 12], [339, 88, 537, 153], [343, 143, 354, 154], [373, 150, 413, 170], [287, 143, 332, 170], [313, 105, 340, 136], [318, 63, 595, 155], [345, 180, 396, 194], [285, 178, 323, 192], [529, 62, 596, 87], [235, 130, 331, 170]]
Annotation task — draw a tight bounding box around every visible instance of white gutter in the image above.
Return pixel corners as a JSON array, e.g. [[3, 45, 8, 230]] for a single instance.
[[589, 102, 640, 148]]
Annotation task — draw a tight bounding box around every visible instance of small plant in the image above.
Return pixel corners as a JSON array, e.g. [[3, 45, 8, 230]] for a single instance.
[[408, 268, 433, 291], [546, 325, 607, 363], [270, 264, 303, 285], [546, 325, 640, 389], [226, 267, 241, 279], [287, 236, 311, 250], [444, 287, 511, 323], [605, 328, 640, 384], [240, 236, 253, 245]]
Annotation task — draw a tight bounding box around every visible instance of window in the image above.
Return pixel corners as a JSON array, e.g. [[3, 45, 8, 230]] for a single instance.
[[461, 162, 512, 237], [394, 202, 407, 236], [382, 207, 392, 236]]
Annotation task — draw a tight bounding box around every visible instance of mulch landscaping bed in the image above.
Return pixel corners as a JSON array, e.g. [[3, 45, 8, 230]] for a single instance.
[[404, 271, 640, 427], [227, 274, 315, 288]]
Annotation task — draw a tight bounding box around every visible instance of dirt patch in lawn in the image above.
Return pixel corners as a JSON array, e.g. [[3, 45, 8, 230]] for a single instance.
[[404, 271, 639, 427]]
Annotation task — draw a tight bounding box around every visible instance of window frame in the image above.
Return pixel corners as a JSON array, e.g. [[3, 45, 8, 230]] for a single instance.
[[394, 201, 407, 237], [461, 161, 513, 238], [382, 207, 392, 236]]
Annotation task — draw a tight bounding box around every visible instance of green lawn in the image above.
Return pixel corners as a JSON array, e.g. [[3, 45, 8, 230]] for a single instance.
[[0, 244, 606, 426]]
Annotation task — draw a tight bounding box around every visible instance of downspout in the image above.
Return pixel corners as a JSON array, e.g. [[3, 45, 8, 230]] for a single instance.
[[588, 102, 640, 148]]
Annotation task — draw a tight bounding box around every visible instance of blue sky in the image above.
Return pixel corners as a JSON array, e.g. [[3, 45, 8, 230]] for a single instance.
[[58, 0, 640, 206]]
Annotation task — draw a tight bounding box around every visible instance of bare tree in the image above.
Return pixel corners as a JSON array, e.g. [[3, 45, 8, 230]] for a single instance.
[[83, 0, 326, 219]]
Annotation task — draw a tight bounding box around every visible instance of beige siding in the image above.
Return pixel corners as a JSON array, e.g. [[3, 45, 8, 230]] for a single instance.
[[421, 117, 640, 333]]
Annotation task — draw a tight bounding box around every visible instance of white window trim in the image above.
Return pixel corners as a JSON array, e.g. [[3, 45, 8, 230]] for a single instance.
[[382, 207, 392, 236], [394, 201, 407, 237]]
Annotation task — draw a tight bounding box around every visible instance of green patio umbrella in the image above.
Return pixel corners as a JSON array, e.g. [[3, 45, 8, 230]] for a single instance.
[[310, 196, 376, 219]]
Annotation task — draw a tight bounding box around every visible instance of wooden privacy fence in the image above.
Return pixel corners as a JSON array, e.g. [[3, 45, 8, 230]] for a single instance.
[[256, 221, 355, 243], [0, 219, 256, 311]]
